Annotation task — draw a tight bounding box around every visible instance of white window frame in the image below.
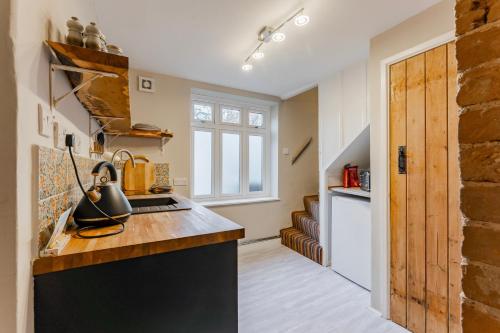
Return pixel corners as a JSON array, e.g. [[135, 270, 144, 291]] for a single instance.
[[219, 104, 243, 126], [219, 129, 243, 198], [191, 127, 215, 199], [192, 100, 215, 124], [190, 91, 274, 203]]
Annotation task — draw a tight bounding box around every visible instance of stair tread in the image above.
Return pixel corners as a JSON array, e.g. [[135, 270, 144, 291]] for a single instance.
[[280, 194, 321, 264], [303, 195, 319, 221], [291, 211, 319, 241], [280, 227, 322, 264]]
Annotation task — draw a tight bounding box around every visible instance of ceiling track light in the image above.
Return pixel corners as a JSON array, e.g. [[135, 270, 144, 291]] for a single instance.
[[252, 49, 265, 60], [242, 63, 253, 71], [241, 7, 309, 71]]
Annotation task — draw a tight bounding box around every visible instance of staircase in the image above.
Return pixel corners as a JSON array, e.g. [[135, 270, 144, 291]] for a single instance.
[[280, 195, 323, 264]]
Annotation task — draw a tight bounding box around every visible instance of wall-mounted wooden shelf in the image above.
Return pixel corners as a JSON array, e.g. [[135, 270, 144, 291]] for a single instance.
[[105, 130, 174, 152], [124, 130, 173, 139], [47, 40, 132, 132], [47, 41, 175, 148], [107, 129, 173, 139]]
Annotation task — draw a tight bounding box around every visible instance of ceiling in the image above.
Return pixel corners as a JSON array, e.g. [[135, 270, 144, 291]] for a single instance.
[[94, 0, 440, 99]]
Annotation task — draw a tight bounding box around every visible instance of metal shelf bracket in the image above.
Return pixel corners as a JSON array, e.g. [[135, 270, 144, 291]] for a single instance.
[[49, 63, 119, 110]]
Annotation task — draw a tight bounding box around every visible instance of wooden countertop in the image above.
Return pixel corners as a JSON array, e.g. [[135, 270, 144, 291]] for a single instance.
[[33, 194, 245, 276]]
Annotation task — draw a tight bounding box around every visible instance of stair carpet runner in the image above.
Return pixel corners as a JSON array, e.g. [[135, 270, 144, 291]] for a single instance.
[[280, 195, 323, 264]]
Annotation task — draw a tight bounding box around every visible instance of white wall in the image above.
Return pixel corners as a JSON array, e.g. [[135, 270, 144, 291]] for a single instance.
[[319, 61, 368, 173], [11, 1, 97, 331], [318, 61, 368, 265], [110, 69, 319, 241], [368, 0, 455, 317], [0, 0, 17, 332]]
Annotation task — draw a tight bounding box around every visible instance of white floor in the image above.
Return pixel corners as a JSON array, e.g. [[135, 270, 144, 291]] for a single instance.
[[238, 239, 409, 333]]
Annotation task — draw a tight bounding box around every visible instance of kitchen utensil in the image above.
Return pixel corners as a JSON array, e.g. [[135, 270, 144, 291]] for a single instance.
[[96, 131, 105, 146], [73, 161, 132, 227], [92, 140, 104, 155], [66, 16, 84, 47], [123, 155, 156, 192]]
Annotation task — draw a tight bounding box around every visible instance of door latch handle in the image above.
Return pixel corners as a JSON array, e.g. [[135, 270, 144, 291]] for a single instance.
[[398, 146, 407, 174]]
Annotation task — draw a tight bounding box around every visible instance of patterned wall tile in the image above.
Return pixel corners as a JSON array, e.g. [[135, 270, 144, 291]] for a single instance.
[[38, 192, 71, 250], [154, 163, 170, 186], [37, 146, 170, 250], [39, 146, 68, 200], [68, 155, 96, 190], [38, 146, 95, 250]]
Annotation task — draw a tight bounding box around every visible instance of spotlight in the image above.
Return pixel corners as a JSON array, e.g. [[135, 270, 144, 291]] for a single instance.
[[242, 63, 253, 71], [294, 14, 310, 27], [252, 50, 265, 60], [272, 32, 286, 42]]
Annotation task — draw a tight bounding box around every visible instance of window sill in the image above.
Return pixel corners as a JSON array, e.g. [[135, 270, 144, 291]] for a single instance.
[[198, 197, 280, 208]]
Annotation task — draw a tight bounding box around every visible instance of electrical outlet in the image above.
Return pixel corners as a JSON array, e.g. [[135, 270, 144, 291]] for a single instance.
[[53, 122, 70, 150], [38, 104, 52, 137], [173, 178, 188, 186], [73, 135, 82, 154]]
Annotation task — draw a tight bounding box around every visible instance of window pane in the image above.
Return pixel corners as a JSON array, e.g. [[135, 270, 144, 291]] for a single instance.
[[221, 107, 241, 124], [193, 103, 213, 122], [222, 133, 240, 194], [193, 131, 212, 196], [249, 112, 264, 127], [249, 135, 263, 192]]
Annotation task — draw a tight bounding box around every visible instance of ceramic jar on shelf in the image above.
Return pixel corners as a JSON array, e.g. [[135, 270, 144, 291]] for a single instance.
[[84, 22, 103, 50], [65, 17, 84, 47], [106, 44, 123, 55]]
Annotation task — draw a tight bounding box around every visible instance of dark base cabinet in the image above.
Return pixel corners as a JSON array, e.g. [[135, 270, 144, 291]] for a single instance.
[[35, 241, 238, 333]]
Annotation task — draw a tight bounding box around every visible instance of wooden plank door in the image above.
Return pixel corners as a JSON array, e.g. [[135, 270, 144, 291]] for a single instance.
[[389, 42, 461, 333], [389, 60, 407, 327], [406, 53, 426, 333], [425, 44, 449, 333], [447, 42, 462, 333]]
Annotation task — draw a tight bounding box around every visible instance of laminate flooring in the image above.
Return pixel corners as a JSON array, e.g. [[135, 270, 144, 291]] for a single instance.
[[238, 239, 409, 333]]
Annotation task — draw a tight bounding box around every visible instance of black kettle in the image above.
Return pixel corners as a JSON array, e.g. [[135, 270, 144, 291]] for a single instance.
[[73, 161, 132, 227]]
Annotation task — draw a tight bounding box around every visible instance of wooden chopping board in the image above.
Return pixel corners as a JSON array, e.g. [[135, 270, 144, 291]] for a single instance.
[[123, 155, 155, 192]]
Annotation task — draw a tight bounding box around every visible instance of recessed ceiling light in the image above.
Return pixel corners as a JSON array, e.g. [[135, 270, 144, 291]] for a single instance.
[[272, 32, 286, 42], [252, 50, 265, 60], [242, 63, 253, 71], [294, 14, 310, 27]]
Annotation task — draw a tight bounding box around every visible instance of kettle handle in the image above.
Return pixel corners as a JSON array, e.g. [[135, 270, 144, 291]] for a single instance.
[[91, 161, 118, 182]]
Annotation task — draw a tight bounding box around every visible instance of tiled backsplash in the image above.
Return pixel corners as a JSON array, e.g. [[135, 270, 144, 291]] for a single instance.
[[37, 146, 170, 250]]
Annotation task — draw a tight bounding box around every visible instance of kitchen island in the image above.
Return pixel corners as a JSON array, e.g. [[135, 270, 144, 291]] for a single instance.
[[33, 194, 245, 333]]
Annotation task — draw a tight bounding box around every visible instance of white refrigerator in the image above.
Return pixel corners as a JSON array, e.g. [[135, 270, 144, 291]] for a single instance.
[[331, 195, 371, 290]]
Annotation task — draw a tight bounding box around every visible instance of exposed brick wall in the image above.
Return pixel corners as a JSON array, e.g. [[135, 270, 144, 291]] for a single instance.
[[456, 0, 500, 331]]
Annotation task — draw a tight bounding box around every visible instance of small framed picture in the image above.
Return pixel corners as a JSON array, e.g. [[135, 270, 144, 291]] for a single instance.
[[138, 76, 155, 93]]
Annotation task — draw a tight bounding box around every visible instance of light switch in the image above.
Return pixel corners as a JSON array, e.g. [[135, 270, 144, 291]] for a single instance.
[[282, 148, 290, 155], [173, 178, 188, 186], [38, 104, 52, 138]]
